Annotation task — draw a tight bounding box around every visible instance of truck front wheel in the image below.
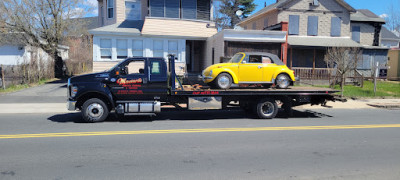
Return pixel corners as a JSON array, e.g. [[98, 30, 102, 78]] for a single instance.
[[82, 98, 109, 123], [256, 98, 278, 119]]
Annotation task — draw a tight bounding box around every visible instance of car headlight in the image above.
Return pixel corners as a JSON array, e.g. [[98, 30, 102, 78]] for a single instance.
[[209, 70, 213, 76], [71, 86, 78, 98]]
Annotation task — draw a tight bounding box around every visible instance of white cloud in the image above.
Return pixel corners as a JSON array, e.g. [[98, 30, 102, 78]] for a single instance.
[[380, 14, 388, 18]]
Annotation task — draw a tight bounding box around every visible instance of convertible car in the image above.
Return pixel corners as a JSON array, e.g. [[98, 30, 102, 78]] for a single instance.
[[202, 52, 296, 89]]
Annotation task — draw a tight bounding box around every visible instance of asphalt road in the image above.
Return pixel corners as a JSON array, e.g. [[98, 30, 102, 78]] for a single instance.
[[1, 81, 400, 179]]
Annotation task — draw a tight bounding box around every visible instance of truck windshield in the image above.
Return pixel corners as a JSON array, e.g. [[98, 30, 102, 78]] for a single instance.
[[228, 53, 244, 63]]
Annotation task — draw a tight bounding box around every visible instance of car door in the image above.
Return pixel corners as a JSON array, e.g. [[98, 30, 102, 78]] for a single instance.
[[238, 55, 263, 82], [261, 56, 280, 82]]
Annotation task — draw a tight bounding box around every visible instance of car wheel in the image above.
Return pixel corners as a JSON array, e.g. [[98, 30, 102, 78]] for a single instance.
[[256, 98, 278, 119], [82, 98, 109, 123], [275, 74, 291, 89], [214, 73, 232, 89]]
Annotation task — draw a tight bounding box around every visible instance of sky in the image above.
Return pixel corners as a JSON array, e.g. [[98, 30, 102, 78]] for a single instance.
[[254, 0, 400, 17]]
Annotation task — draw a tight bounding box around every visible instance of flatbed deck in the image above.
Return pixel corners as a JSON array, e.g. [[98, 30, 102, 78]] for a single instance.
[[172, 86, 339, 96]]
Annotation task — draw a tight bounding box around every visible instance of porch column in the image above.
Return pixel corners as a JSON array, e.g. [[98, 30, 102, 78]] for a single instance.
[[281, 22, 289, 65]]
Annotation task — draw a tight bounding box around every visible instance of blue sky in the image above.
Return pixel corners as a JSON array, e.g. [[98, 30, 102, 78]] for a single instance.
[[253, 0, 398, 17]]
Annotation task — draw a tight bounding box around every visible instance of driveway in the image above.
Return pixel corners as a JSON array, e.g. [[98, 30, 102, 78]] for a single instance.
[[0, 79, 68, 113]]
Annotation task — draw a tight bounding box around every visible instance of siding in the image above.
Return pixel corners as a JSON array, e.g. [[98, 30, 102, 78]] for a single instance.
[[239, 10, 278, 30], [278, 0, 351, 37], [351, 22, 375, 46], [142, 18, 217, 38]]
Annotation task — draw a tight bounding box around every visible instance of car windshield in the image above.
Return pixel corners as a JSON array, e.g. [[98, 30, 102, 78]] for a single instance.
[[228, 53, 244, 63]]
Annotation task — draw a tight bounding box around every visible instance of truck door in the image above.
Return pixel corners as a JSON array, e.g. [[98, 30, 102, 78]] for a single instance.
[[108, 59, 148, 101]]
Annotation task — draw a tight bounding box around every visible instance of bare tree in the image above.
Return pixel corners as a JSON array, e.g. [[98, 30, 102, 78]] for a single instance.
[[324, 47, 362, 97], [0, 0, 92, 78], [384, 0, 400, 34]]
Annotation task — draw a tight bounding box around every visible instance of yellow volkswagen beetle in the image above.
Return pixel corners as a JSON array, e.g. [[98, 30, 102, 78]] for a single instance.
[[202, 52, 296, 89]]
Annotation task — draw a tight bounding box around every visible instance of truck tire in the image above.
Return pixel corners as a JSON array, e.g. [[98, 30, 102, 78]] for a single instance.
[[82, 98, 109, 123], [275, 74, 291, 89], [256, 98, 278, 119], [214, 73, 232, 89]]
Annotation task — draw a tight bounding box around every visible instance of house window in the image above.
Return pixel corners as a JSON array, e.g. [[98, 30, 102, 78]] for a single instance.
[[107, 0, 114, 18], [132, 40, 143, 57], [100, 39, 112, 59], [150, 0, 164, 17], [126, 0, 141, 20], [252, 22, 256, 30], [166, 0, 180, 18], [244, 25, 247, 30], [307, 16, 318, 36], [153, 40, 164, 57], [352, 26, 361, 43], [117, 39, 128, 59], [168, 40, 178, 59], [197, 0, 210, 21], [331, 17, 341, 37], [289, 15, 299, 35], [182, 0, 196, 19], [264, 18, 269, 29]]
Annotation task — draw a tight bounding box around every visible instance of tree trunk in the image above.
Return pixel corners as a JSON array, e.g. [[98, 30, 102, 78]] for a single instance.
[[54, 52, 64, 78], [341, 74, 345, 97]]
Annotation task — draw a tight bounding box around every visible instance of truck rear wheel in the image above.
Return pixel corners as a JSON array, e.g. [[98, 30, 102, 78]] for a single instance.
[[82, 98, 109, 123], [256, 98, 278, 119]]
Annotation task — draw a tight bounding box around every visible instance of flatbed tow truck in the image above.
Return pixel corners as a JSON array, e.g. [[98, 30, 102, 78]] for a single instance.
[[67, 55, 341, 122]]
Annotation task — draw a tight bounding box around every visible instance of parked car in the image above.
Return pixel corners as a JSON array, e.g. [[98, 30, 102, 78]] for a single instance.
[[202, 52, 296, 89]]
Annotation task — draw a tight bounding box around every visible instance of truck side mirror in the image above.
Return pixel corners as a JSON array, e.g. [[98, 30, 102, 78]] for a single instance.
[[115, 67, 121, 76]]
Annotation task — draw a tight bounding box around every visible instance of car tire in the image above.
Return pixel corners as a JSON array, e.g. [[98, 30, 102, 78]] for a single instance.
[[275, 74, 291, 89], [256, 98, 278, 119], [82, 98, 109, 123], [214, 73, 232, 89]]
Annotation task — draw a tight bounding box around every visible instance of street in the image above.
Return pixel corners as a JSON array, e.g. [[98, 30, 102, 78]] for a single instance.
[[1, 81, 400, 179]]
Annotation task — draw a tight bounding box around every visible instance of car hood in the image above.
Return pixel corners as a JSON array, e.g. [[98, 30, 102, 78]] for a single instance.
[[204, 63, 237, 72], [69, 72, 110, 83]]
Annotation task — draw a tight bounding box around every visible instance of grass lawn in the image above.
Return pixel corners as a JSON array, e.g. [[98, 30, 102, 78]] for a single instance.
[[332, 81, 400, 98], [0, 78, 56, 94]]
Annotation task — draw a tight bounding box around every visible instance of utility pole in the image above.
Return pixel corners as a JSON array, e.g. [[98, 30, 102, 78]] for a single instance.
[[374, 62, 379, 96]]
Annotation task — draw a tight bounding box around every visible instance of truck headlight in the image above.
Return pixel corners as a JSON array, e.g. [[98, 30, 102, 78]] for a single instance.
[[71, 86, 78, 98], [209, 70, 213, 76]]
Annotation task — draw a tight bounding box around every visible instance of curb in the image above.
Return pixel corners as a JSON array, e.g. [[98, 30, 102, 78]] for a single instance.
[[367, 103, 400, 109]]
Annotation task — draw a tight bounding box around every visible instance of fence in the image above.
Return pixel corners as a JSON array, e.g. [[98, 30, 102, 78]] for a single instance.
[[292, 67, 364, 87]]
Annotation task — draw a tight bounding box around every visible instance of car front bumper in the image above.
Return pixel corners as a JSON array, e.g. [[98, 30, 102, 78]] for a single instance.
[[67, 100, 77, 111]]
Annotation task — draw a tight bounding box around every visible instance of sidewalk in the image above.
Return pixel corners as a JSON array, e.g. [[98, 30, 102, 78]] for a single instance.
[[296, 98, 400, 110]]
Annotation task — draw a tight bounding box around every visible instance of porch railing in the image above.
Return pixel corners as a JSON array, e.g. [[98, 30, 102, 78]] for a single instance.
[[291, 67, 363, 87], [292, 67, 332, 80]]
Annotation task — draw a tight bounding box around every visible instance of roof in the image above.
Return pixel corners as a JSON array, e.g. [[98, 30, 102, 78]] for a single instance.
[[381, 27, 400, 40], [0, 33, 25, 46], [350, 9, 386, 23], [242, 52, 284, 65], [69, 17, 100, 30], [288, 36, 362, 47], [238, 0, 356, 25], [89, 20, 144, 36]]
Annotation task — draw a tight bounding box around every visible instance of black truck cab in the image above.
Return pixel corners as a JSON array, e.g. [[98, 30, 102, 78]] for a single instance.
[[68, 57, 170, 122]]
